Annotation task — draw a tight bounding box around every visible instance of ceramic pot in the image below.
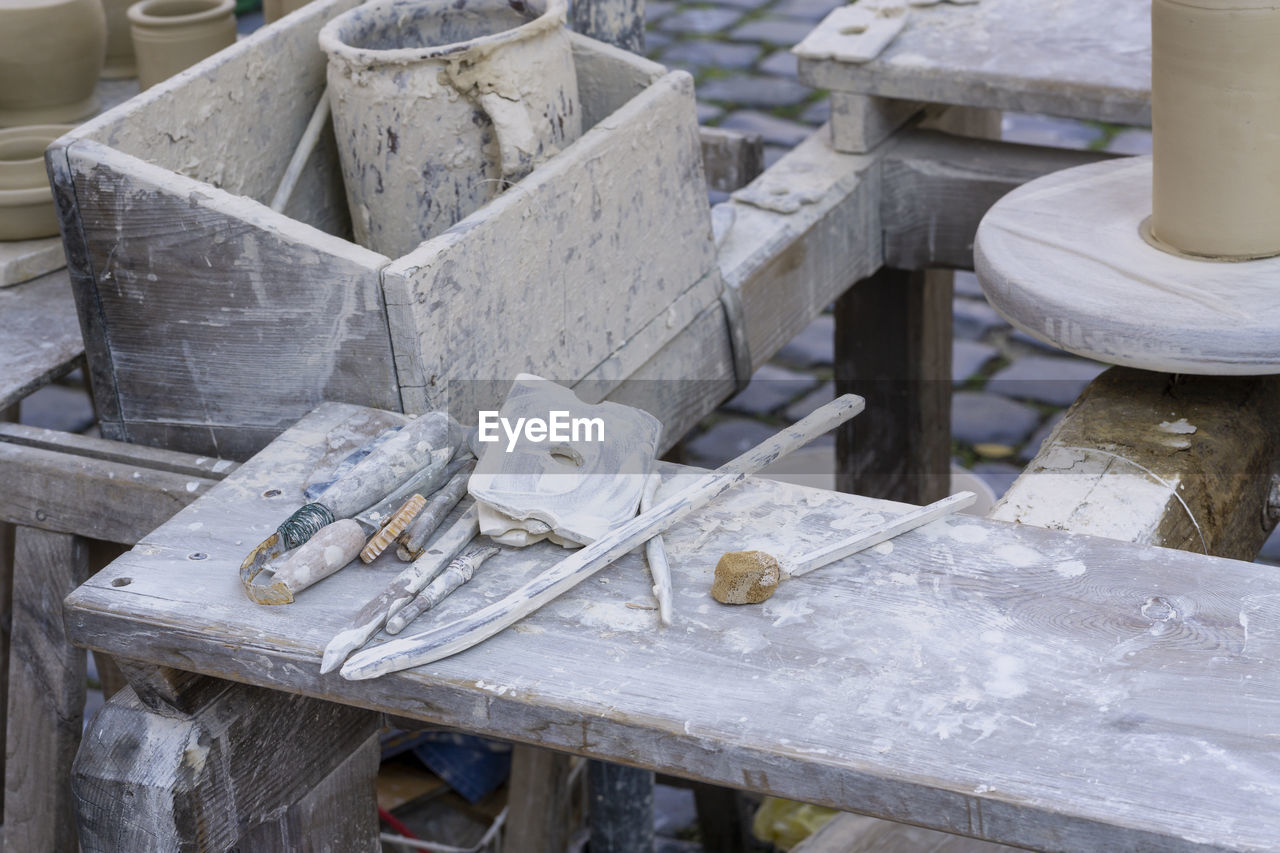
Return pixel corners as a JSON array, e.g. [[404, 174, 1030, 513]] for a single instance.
[[320, 0, 582, 257], [1151, 0, 1280, 259], [0, 125, 75, 242], [262, 0, 313, 23], [101, 0, 138, 78], [128, 0, 237, 90], [0, 0, 107, 127]]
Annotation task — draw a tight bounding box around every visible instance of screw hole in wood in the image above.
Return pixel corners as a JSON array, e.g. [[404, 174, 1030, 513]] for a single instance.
[[111, 577, 132, 587]]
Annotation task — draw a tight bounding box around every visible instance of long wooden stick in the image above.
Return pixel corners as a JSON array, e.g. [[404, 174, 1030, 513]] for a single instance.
[[786, 491, 976, 577], [641, 472, 674, 626], [270, 89, 330, 213], [340, 394, 865, 679]]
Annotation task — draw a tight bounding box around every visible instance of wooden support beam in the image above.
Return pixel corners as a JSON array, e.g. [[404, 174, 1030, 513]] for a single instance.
[[993, 369, 1280, 561], [588, 761, 654, 853], [4, 527, 90, 853], [506, 746, 581, 852], [834, 268, 953, 504], [570, 0, 644, 53], [700, 127, 765, 194], [72, 675, 381, 852], [879, 131, 1113, 271]]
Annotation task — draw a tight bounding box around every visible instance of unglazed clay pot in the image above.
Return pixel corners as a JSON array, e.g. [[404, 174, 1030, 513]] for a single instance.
[[262, 0, 313, 23], [320, 0, 582, 257], [0, 0, 107, 127], [101, 0, 138, 78], [0, 125, 74, 242], [128, 0, 236, 90]]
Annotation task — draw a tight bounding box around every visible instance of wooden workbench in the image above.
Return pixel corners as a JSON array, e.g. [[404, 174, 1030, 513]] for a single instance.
[[66, 402, 1280, 852], [0, 270, 83, 413]]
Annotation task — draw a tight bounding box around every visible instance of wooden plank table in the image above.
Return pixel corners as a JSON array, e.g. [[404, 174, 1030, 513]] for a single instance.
[[0, 269, 83, 413], [66, 402, 1280, 852]]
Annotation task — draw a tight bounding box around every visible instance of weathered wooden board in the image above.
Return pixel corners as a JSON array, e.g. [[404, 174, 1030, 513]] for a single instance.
[[829, 93, 924, 155], [384, 65, 720, 417], [63, 140, 399, 459], [700, 127, 765, 193], [994, 368, 1280, 562], [65, 402, 1280, 852], [5, 527, 89, 853], [0, 269, 83, 412], [0, 238, 65, 290], [797, 0, 1151, 125]]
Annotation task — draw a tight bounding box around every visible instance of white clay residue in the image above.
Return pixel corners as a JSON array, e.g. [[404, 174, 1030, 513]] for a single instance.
[[1158, 418, 1196, 435], [1052, 559, 1087, 578], [993, 543, 1041, 568], [985, 654, 1027, 699], [872, 541, 894, 556], [948, 524, 988, 544]]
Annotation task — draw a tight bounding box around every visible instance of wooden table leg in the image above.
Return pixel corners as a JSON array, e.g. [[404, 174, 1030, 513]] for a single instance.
[[0, 401, 17, 820], [72, 665, 381, 852], [834, 267, 953, 504], [507, 746, 581, 852], [4, 527, 89, 853], [588, 760, 654, 853]]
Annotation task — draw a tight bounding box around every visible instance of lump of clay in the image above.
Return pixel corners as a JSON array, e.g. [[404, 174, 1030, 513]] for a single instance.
[[711, 550, 780, 604]]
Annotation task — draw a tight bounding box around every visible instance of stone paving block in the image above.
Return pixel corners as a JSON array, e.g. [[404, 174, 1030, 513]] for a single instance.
[[972, 461, 1023, 500], [1258, 525, 1280, 566], [986, 356, 1107, 408], [1106, 128, 1153, 155], [19, 384, 96, 434], [728, 17, 817, 46], [953, 296, 1007, 340], [721, 109, 811, 147], [1001, 111, 1103, 150], [1019, 410, 1065, 463], [776, 312, 833, 367], [758, 49, 798, 78], [646, 0, 676, 22], [784, 380, 834, 422], [708, 0, 773, 9], [772, 0, 843, 21], [697, 73, 814, 108], [953, 340, 997, 384], [657, 6, 743, 34], [1006, 328, 1064, 355], [697, 101, 726, 123], [954, 270, 984, 298], [654, 784, 699, 836], [723, 363, 819, 415], [660, 39, 762, 71], [800, 98, 830, 126], [645, 30, 673, 52], [687, 417, 783, 467], [951, 391, 1041, 446], [763, 144, 790, 168]]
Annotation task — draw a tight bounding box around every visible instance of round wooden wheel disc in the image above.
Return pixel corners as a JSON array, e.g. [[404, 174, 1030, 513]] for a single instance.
[[975, 156, 1280, 375]]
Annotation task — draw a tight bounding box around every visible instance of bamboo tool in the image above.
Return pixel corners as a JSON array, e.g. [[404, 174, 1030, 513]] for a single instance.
[[340, 394, 865, 680], [269, 88, 330, 213], [397, 459, 476, 561], [641, 472, 673, 626], [240, 412, 455, 604], [320, 503, 481, 674], [386, 546, 501, 634], [710, 492, 977, 604]]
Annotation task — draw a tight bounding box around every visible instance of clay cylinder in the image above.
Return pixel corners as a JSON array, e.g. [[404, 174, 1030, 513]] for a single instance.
[[1151, 0, 1280, 259], [319, 0, 583, 257], [0, 0, 106, 127], [101, 0, 137, 78], [127, 0, 236, 90], [0, 124, 74, 241]]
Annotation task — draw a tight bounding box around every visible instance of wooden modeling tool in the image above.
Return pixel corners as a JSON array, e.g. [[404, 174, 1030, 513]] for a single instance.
[[397, 458, 475, 561], [240, 412, 456, 604], [320, 503, 481, 674], [339, 394, 865, 680], [641, 471, 673, 626], [711, 491, 977, 604], [386, 546, 502, 634]]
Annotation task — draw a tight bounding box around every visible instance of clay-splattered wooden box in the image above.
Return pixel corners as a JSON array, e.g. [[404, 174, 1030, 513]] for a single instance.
[[50, 0, 718, 460]]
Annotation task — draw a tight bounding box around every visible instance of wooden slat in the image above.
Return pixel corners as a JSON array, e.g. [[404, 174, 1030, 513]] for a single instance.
[[63, 401, 1280, 853], [879, 131, 1113, 271], [796, 0, 1150, 125], [794, 814, 1024, 852], [835, 267, 953, 504], [829, 93, 924, 155], [0, 440, 218, 543], [570, 0, 644, 52], [0, 422, 238, 481], [4, 528, 89, 853]]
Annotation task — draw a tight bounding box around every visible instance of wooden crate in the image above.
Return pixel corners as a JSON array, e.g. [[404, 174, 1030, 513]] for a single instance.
[[49, 0, 719, 459]]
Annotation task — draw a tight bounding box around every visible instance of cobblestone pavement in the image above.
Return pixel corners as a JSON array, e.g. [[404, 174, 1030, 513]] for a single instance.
[[14, 6, 1275, 849]]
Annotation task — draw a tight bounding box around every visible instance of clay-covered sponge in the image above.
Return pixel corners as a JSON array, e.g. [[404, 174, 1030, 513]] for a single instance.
[[711, 550, 781, 605]]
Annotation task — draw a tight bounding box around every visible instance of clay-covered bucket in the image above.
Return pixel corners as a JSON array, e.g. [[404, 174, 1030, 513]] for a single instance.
[[319, 0, 582, 257]]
